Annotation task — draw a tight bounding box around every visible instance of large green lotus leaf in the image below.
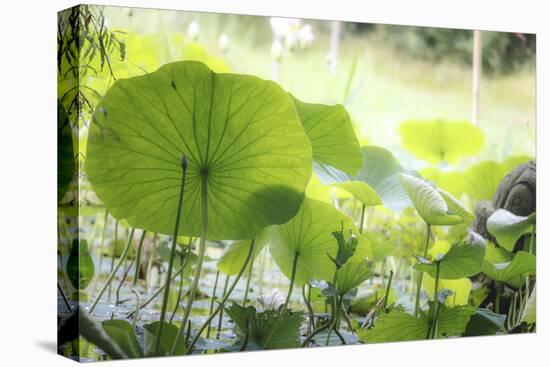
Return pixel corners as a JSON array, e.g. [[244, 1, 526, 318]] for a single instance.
[[423, 275, 472, 306], [217, 239, 265, 275], [399, 173, 463, 225], [290, 95, 362, 175], [143, 321, 185, 356], [358, 305, 474, 342], [86, 61, 312, 240], [487, 209, 535, 252], [521, 286, 536, 324], [225, 301, 303, 350], [266, 198, 353, 285], [335, 260, 372, 295], [58, 100, 75, 202], [102, 320, 143, 358], [315, 146, 411, 211], [362, 232, 396, 261], [398, 120, 484, 164], [305, 172, 334, 204], [415, 233, 486, 279], [463, 161, 509, 201], [482, 246, 535, 288]]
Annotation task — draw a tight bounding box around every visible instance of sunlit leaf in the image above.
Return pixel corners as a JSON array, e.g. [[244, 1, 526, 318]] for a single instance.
[[266, 198, 353, 285], [291, 94, 362, 175], [423, 275, 472, 306], [399, 173, 463, 225], [315, 146, 411, 210], [482, 245, 535, 287], [415, 232, 486, 279], [487, 209, 535, 252], [335, 260, 373, 295], [86, 61, 312, 240], [399, 119, 484, 164]]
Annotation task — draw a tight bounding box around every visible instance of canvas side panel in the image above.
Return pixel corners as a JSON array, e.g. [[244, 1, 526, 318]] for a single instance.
[[57, 4, 81, 361]]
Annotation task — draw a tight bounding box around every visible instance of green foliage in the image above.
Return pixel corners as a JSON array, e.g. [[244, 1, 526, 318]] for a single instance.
[[291, 94, 363, 175], [225, 302, 303, 350], [399, 120, 484, 164], [358, 305, 474, 342], [423, 276, 472, 306], [143, 321, 185, 356], [399, 173, 473, 225], [330, 230, 359, 268], [315, 146, 411, 211], [102, 320, 143, 358], [86, 61, 312, 239], [266, 198, 353, 285], [487, 209, 535, 252], [415, 233, 486, 279], [464, 308, 507, 336], [335, 260, 373, 295], [482, 243, 535, 288]]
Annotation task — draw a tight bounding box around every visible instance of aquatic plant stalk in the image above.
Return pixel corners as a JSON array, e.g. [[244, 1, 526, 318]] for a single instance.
[[125, 263, 187, 319], [89, 228, 135, 314], [91, 210, 109, 295], [130, 288, 141, 328], [170, 252, 190, 323], [303, 284, 315, 333], [242, 252, 255, 306], [383, 270, 394, 309], [187, 239, 256, 353], [107, 219, 119, 302], [428, 261, 441, 339], [206, 270, 221, 338], [132, 230, 147, 287], [216, 274, 231, 338], [172, 173, 208, 355], [414, 223, 431, 316], [58, 282, 72, 312], [359, 204, 366, 234], [153, 156, 188, 356], [116, 256, 135, 305]]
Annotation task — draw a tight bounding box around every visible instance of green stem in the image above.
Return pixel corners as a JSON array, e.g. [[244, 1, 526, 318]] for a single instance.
[[206, 270, 220, 339], [91, 210, 109, 296], [326, 296, 344, 346], [383, 270, 394, 309], [303, 284, 315, 334], [243, 250, 255, 306], [125, 264, 187, 319], [89, 227, 135, 314], [359, 204, 366, 234], [132, 230, 147, 287], [495, 285, 501, 314], [414, 223, 431, 317], [116, 256, 135, 306], [146, 233, 158, 288], [263, 252, 299, 349], [429, 261, 441, 339], [58, 282, 72, 312], [216, 274, 230, 339], [172, 172, 207, 355], [187, 240, 256, 353], [154, 156, 188, 356], [130, 288, 141, 328], [170, 252, 189, 323], [108, 219, 119, 303]]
